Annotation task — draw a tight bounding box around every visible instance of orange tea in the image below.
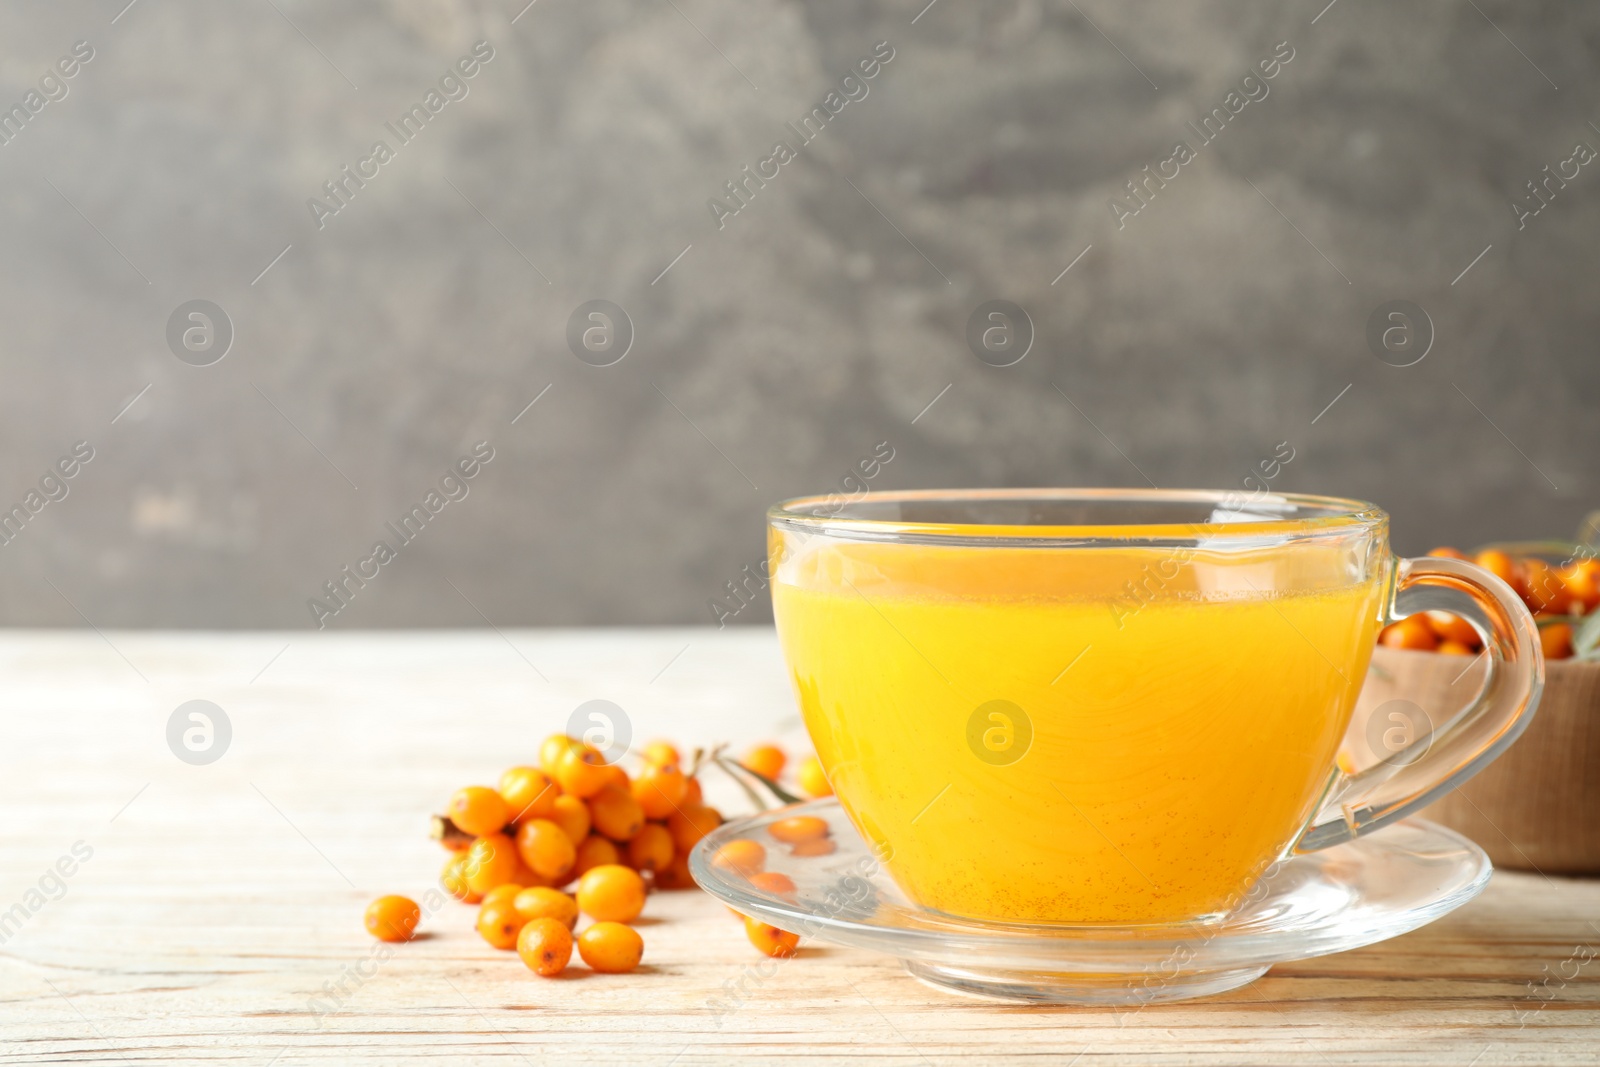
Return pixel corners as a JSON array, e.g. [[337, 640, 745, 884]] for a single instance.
[[772, 535, 1384, 925]]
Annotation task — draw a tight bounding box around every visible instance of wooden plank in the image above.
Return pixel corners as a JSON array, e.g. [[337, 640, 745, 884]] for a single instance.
[[0, 630, 1595, 1065]]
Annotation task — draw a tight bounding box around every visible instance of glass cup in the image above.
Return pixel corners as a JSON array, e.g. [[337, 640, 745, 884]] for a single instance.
[[767, 489, 1542, 926]]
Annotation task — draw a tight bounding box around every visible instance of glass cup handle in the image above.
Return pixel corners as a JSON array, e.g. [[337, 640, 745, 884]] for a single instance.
[[1296, 555, 1545, 852]]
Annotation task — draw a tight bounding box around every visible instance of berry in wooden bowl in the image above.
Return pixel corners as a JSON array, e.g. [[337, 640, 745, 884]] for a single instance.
[[1361, 539, 1600, 874]]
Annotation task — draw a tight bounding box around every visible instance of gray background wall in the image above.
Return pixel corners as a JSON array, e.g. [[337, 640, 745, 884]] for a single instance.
[[0, 0, 1594, 629]]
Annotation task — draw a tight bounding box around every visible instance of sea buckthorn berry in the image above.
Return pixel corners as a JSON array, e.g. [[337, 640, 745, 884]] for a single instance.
[[575, 834, 622, 877], [464, 833, 519, 895], [576, 864, 647, 923], [642, 740, 680, 767], [789, 838, 837, 858], [656, 853, 697, 890], [769, 815, 829, 844], [744, 916, 800, 958], [1424, 610, 1479, 647], [1540, 621, 1574, 660], [741, 744, 786, 780], [517, 917, 573, 976], [1427, 546, 1471, 560], [540, 733, 576, 776], [712, 839, 766, 877], [797, 756, 832, 798], [668, 804, 722, 852], [498, 766, 557, 824], [477, 899, 526, 950], [441, 854, 483, 903], [683, 776, 704, 806], [1563, 558, 1600, 610], [557, 744, 612, 799], [601, 763, 630, 792], [448, 786, 509, 837], [482, 883, 524, 909], [632, 764, 689, 820], [1437, 640, 1475, 656], [589, 784, 645, 842], [550, 795, 592, 844], [365, 895, 420, 942], [516, 819, 577, 881], [510, 859, 552, 889], [627, 823, 674, 873], [513, 886, 579, 930], [1523, 559, 1572, 615], [750, 871, 797, 897], [1474, 549, 1521, 591], [1379, 615, 1437, 652], [578, 921, 644, 974]]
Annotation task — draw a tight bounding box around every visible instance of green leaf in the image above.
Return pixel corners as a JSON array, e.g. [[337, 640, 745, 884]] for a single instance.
[[714, 755, 804, 806], [1573, 611, 1600, 661]]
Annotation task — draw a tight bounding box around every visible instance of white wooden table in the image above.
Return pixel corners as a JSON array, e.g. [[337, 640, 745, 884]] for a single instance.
[[1, 629, 1596, 1065]]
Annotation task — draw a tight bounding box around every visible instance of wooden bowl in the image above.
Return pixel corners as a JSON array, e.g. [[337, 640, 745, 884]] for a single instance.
[[1350, 647, 1600, 875]]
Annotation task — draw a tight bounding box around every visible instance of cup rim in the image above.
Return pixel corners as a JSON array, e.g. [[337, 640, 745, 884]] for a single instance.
[[768, 488, 1387, 545]]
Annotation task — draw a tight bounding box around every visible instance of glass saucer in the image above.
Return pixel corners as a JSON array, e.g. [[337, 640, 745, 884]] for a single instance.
[[689, 798, 1490, 1005]]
